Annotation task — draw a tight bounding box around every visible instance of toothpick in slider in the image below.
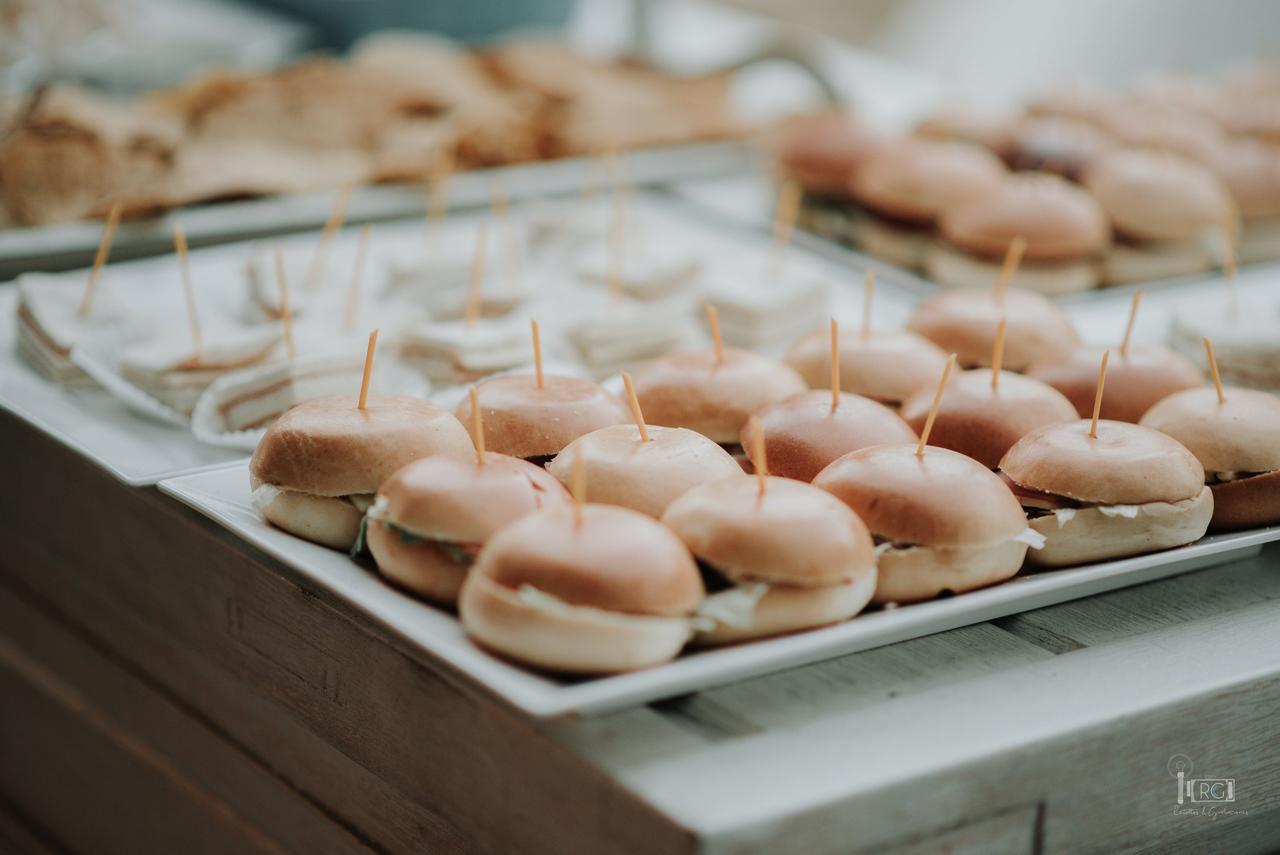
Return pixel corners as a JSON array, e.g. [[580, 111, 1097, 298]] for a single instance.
[[706, 304, 725, 366], [916, 353, 957, 458], [305, 182, 353, 291], [530, 319, 544, 390], [274, 248, 297, 360], [993, 235, 1027, 305], [358, 329, 378, 410], [990, 317, 1007, 392], [620, 371, 650, 442], [425, 147, 454, 255], [79, 201, 123, 317], [468, 386, 486, 465], [465, 223, 488, 328], [1089, 350, 1109, 439], [345, 225, 371, 333], [861, 270, 874, 341], [768, 179, 802, 281], [829, 318, 840, 412], [1203, 337, 1226, 405], [748, 415, 768, 501], [173, 223, 201, 357], [1119, 290, 1143, 358]]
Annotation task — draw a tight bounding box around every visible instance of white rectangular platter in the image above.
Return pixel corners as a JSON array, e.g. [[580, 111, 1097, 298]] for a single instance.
[[159, 462, 1280, 719]]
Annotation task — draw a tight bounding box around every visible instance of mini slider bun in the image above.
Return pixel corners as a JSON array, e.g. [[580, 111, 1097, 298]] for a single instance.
[[774, 110, 886, 198], [454, 373, 628, 460], [913, 109, 1021, 161], [814, 445, 1032, 604], [742, 390, 918, 481], [1141, 387, 1280, 530], [547, 424, 740, 518], [1028, 344, 1202, 423], [633, 349, 806, 445], [250, 395, 474, 550], [785, 328, 949, 405], [928, 173, 1110, 295], [999, 420, 1213, 566], [458, 504, 704, 674], [366, 453, 571, 604], [662, 476, 877, 644], [907, 289, 1079, 370], [899, 369, 1077, 469]]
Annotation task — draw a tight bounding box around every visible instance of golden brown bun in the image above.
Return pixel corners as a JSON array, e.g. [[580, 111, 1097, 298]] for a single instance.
[[899, 369, 1078, 469], [774, 111, 887, 197], [1027, 344, 1203, 423], [1139, 386, 1280, 474], [1208, 139, 1280, 220], [1083, 149, 1237, 241], [785, 328, 949, 404], [454, 374, 628, 459], [1007, 116, 1116, 181], [255, 486, 363, 550], [376, 452, 571, 543], [547, 424, 741, 518], [874, 539, 1028, 604], [250, 394, 474, 496], [813, 444, 1027, 548], [662, 475, 877, 587], [694, 572, 877, 645], [366, 521, 471, 605], [1208, 470, 1280, 531], [474, 504, 703, 617], [459, 572, 691, 674], [1026, 486, 1213, 566], [633, 349, 807, 444], [939, 173, 1110, 262], [907, 288, 1080, 370], [1000, 419, 1205, 504], [913, 110, 1021, 161], [742, 390, 918, 482], [849, 139, 1006, 225]]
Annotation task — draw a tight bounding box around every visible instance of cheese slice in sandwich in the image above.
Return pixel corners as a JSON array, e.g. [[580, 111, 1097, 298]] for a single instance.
[[120, 326, 280, 416], [17, 273, 133, 385]]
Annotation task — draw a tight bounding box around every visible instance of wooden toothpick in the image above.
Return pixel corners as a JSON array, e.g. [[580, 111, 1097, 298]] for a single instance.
[[1089, 349, 1109, 439], [491, 178, 520, 295], [570, 447, 586, 529], [425, 147, 454, 254], [344, 225, 371, 333], [305, 182, 353, 290], [274, 248, 296, 360], [990, 317, 1007, 391], [465, 223, 488, 328], [861, 270, 874, 341], [1203, 337, 1226, 405], [829, 318, 841, 412], [748, 415, 768, 501], [79, 201, 122, 316], [1119, 290, 1143, 358], [530, 319, 544, 390], [608, 182, 626, 302], [173, 224, 201, 357], [620, 371, 650, 442], [706, 304, 725, 366], [768, 180, 802, 281], [469, 386, 486, 465], [358, 329, 378, 410], [916, 353, 957, 458], [993, 235, 1027, 304]]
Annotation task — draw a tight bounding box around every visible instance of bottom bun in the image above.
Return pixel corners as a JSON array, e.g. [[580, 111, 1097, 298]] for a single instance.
[[1027, 486, 1213, 567], [874, 539, 1028, 605], [459, 573, 691, 674], [259, 487, 363, 550], [695, 570, 877, 646], [1238, 216, 1280, 264], [366, 520, 470, 605], [1209, 470, 1280, 531], [849, 214, 932, 269], [925, 243, 1099, 295], [1102, 240, 1212, 285]]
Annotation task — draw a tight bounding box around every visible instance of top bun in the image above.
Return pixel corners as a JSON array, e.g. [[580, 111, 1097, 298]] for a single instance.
[[454, 374, 628, 459], [813, 444, 1027, 548], [1007, 116, 1117, 181], [939, 173, 1110, 261], [1000, 420, 1205, 504], [633, 349, 807, 444], [907, 288, 1080, 370], [785, 328, 949, 404], [1207, 138, 1280, 219], [1083, 150, 1237, 242], [899, 369, 1078, 469], [662, 475, 875, 586], [474, 504, 703, 617], [742, 390, 918, 482], [547, 424, 742, 518], [913, 109, 1021, 160], [849, 139, 1006, 224], [1140, 386, 1280, 474], [1027, 344, 1203, 423], [775, 111, 887, 197], [377, 452, 571, 543], [250, 394, 473, 496]]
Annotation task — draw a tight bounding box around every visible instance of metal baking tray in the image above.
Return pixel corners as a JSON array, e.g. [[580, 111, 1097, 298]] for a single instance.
[[159, 461, 1280, 718]]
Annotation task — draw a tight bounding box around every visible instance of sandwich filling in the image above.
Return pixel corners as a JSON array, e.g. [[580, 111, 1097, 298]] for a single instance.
[[355, 495, 482, 563], [999, 472, 1177, 524]]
